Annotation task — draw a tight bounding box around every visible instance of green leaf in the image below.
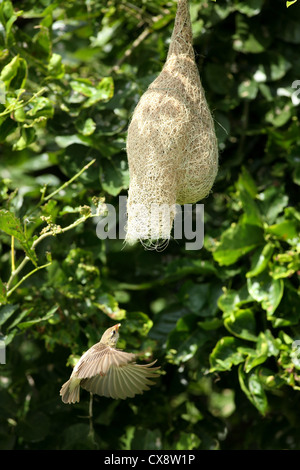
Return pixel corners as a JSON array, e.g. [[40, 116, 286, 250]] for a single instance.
[[93, 293, 126, 321], [167, 317, 208, 364], [246, 243, 274, 278], [70, 78, 95, 96], [26, 96, 54, 118], [244, 330, 280, 372], [85, 77, 114, 107], [0, 55, 20, 87], [175, 432, 201, 450], [6, 308, 33, 331], [33, 26, 51, 59], [10, 57, 27, 90], [0, 116, 17, 141], [238, 79, 258, 100], [124, 311, 153, 339], [218, 285, 252, 314], [47, 53, 65, 79], [198, 317, 223, 330], [0, 210, 37, 265], [149, 305, 188, 342], [76, 118, 96, 136], [258, 367, 285, 390], [224, 308, 257, 341], [55, 135, 89, 149], [268, 283, 300, 327], [210, 336, 245, 372], [179, 281, 221, 317], [286, 0, 298, 6], [238, 366, 269, 415], [71, 77, 114, 108], [152, 13, 174, 30], [237, 166, 258, 196], [0, 1, 22, 46], [13, 127, 36, 151], [100, 156, 129, 196], [265, 101, 293, 127], [213, 221, 264, 266], [265, 220, 299, 245], [236, 168, 262, 226], [17, 306, 58, 330], [179, 281, 207, 314], [239, 189, 263, 227], [0, 304, 18, 326], [257, 186, 288, 224], [247, 271, 284, 316]]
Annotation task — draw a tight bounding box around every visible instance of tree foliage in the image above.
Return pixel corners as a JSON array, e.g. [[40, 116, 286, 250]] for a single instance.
[[0, 0, 299, 450]]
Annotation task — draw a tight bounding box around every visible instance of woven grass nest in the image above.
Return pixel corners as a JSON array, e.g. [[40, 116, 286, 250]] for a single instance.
[[125, 0, 218, 248]]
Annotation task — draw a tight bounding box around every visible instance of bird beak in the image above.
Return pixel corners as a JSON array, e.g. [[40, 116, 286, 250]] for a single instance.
[[115, 323, 121, 331]]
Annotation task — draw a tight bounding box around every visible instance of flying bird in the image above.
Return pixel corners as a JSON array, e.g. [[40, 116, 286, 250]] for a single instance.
[[60, 323, 160, 403]]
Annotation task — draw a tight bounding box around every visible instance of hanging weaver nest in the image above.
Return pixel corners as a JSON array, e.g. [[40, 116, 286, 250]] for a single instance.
[[125, 0, 218, 248]]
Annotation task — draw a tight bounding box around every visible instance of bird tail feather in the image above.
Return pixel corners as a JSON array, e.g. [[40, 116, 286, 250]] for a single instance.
[[60, 378, 81, 404]]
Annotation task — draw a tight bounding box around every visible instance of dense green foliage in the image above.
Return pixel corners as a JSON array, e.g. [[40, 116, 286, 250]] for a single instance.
[[0, 0, 299, 450]]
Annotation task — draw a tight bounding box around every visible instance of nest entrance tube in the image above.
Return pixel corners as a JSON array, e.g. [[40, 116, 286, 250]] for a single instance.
[[125, 0, 218, 248]]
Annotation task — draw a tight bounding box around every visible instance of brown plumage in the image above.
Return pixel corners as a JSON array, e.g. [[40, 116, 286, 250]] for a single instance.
[[60, 323, 160, 404]]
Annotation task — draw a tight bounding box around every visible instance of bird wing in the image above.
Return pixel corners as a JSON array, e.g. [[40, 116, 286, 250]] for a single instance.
[[80, 360, 160, 400], [73, 344, 136, 379]]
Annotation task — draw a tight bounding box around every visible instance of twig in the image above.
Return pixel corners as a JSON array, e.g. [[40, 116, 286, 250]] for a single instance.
[[7, 262, 52, 297], [42, 158, 96, 203], [0, 87, 47, 117], [111, 8, 172, 73], [11, 236, 15, 273], [111, 27, 152, 73]]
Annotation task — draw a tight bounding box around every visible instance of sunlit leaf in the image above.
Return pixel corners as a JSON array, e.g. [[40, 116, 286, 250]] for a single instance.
[[0, 210, 37, 265], [210, 336, 245, 372], [224, 308, 257, 341], [247, 271, 284, 316], [213, 221, 264, 266]]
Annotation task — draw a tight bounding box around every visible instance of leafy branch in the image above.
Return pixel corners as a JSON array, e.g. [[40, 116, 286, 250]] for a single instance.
[[1, 158, 105, 302]]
